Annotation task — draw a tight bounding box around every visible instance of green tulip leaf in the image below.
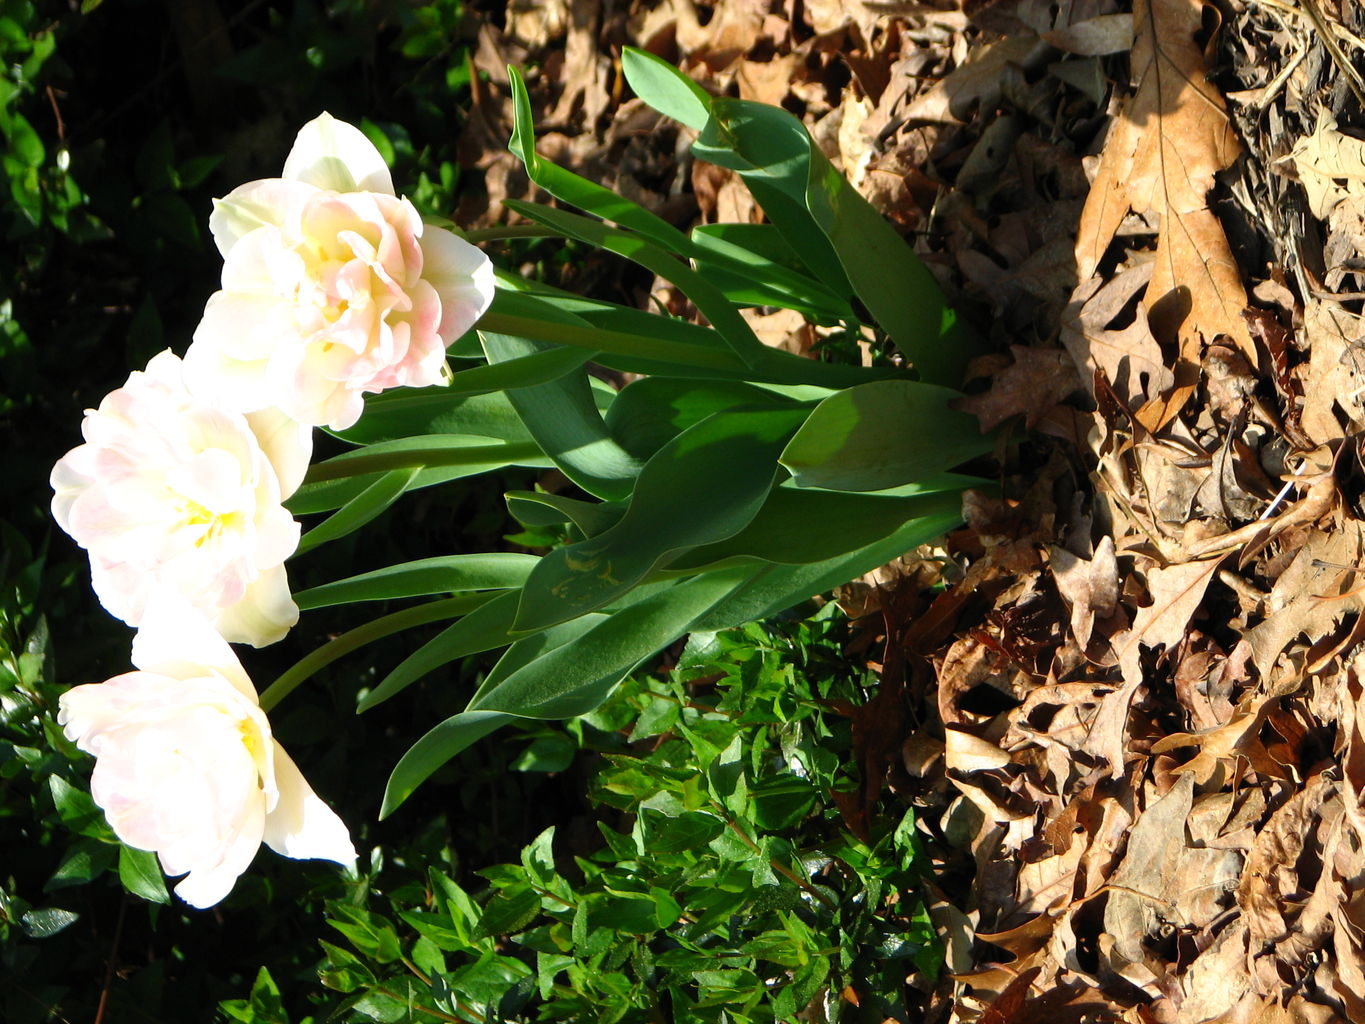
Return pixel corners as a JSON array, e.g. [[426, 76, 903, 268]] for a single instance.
[[295, 553, 539, 610], [620, 46, 712, 131], [513, 407, 807, 633], [779, 380, 993, 492]]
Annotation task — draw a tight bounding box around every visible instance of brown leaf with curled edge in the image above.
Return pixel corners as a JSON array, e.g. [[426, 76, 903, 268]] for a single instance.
[[1102, 773, 1195, 967], [1060, 262, 1173, 415], [1299, 297, 1365, 448], [1086, 555, 1225, 776], [1074, 0, 1255, 363], [1243, 521, 1365, 682], [1150, 674, 1299, 786], [957, 346, 1084, 432], [1050, 536, 1119, 648]]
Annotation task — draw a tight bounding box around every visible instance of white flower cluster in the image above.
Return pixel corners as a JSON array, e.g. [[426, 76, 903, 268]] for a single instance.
[[49, 115, 495, 907]]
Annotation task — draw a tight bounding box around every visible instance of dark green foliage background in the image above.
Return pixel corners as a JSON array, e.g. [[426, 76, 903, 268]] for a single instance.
[[0, 1, 537, 1018]]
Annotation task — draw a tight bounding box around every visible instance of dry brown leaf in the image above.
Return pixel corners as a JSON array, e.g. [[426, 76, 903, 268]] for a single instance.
[[1151, 674, 1299, 785], [1243, 521, 1365, 681], [1299, 297, 1365, 447], [1061, 262, 1173, 413], [1237, 773, 1336, 948], [1103, 774, 1208, 967], [1050, 535, 1119, 648], [957, 345, 1084, 432], [1074, 0, 1255, 362], [902, 35, 1041, 124], [1087, 556, 1225, 775], [1042, 13, 1134, 55], [1282, 112, 1365, 220]]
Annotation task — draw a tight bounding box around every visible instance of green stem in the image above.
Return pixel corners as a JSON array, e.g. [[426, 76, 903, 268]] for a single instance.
[[459, 224, 568, 244], [304, 441, 544, 484], [476, 310, 747, 373], [721, 816, 838, 911], [259, 595, 487, 712]]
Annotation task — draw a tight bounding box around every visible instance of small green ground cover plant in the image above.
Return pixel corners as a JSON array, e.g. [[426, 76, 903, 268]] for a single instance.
[[222, 607, 940, 1023]]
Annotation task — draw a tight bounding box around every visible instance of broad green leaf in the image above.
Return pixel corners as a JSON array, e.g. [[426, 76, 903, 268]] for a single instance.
[[358, 590, 523, 712], [303, 434, 544, 485], [260, 595, 493, 713], [620, 46, 712, 130], [689, 222, 854, 322], [482, 330, 642, 501], [505, 491, 625, 535], [468, 614, 608, 706], [288, 451, 554, 516], [45, 839, 116, 891], [295, 467, 420, 556], [338, 389, 542, 447], [491, 286, 744, 377], [48, 775, 111, 840], [507, 66, 692, 255], [20, 907, 79, 939], [691, 510, 962, 632], [381, 710, 514, 817], [503, 199, 771, 370], [780, 380, 992, 491], [604, 376, 804, 460], [296, 553, 539, 610], [693, 103, 852, 297], [493, 284, 893, 390], [118, 845, 170, 904], [382, 569, 758, 815], [695, 98, 978, 384], [333, 350, 589, 442], [640, 809, 725, 852], [668, 483, 964, 568], [474, 567, 755, 719], [804, 142, 977, 385], [513, 408, 806, 632], [473, 886, 543, 940]]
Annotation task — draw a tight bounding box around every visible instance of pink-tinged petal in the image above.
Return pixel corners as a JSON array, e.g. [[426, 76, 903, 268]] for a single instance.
[[131, 594, 255, 697], [244, 408, 312, 499], [419, 227, 495, 343], [170, 797, 266, 909], [220, 227, 308, 295], [57, 674, 143, 751], [87, 558, 148, 627], [209, 179, 319, 257], [282, 112, 394, 195], [213, 566, 299, 650], [262, 740, 356, 866]]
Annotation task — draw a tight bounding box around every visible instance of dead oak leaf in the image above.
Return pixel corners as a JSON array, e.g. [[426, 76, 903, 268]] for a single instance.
[[957, 345, 1084, 432], [1050, 535, 1119, 648], [1074, 0, 1255, 363], [1086, 555, 1225, 776], [1243, 521, 1365, 682]]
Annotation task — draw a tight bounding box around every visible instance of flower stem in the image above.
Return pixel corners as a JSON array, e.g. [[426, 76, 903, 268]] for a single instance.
[[303, 441, 544, 484], [259, 595, 490, 712], [460, 224, 567, 244]]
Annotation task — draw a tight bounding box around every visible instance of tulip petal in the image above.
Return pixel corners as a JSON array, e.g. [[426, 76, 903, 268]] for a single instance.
[[210, 178, 318, 257], [170, 797, 266, 909], [131, 594, 256, 698], [244, 408, 312, 500], [419, 226, 496, 343], [283, 112, 394, 196], [262, 741, 356, 866], [213, 567, 299, 650]]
